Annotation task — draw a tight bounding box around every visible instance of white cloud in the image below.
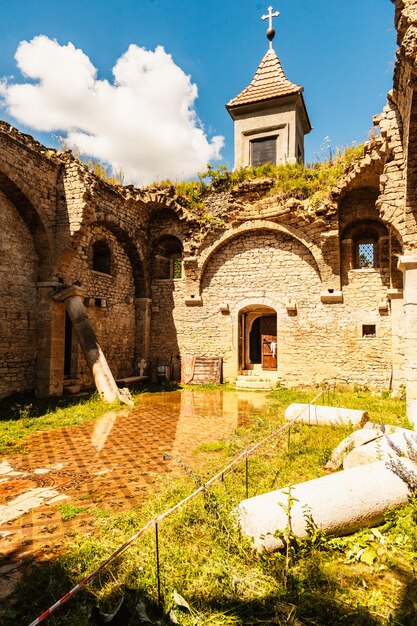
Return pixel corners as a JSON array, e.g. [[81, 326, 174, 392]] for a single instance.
[[0, 35, 224, 185]]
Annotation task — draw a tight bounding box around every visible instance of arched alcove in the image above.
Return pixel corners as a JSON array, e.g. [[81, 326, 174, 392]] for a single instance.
[[0, 188, 39, 398], [152, 235, 183, 280], [92, 240, 112, 275], [0, 170, 52, 279]]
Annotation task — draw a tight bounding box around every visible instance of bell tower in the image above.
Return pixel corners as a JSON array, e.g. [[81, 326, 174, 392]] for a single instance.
[[226, 6, 311, 168]]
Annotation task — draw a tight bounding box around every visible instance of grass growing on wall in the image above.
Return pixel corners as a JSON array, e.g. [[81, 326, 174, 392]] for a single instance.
[[1, 386, 415, 625], [148, 143, 365, 213]]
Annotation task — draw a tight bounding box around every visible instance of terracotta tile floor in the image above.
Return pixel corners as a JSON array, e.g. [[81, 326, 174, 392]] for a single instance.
[[0, 390, 267, 595]]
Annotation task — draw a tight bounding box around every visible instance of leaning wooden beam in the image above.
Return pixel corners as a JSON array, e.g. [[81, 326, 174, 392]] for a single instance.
[[54, 285, 133, 406]]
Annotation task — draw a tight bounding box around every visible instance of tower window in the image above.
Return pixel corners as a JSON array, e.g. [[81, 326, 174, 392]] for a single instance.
[[251, 136, 277, 166], [92, 240, 112, 275]]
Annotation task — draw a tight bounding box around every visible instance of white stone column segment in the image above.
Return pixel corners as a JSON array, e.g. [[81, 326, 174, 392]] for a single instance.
[[54, 285, 128, 405], [235, 459, 416, 552]]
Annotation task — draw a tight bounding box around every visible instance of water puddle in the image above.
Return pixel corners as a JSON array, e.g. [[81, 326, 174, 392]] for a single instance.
[[0, 390, 269, 574]]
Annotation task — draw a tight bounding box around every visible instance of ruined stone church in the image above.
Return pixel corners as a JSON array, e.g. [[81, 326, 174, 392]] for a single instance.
[[1, 0, 417, 422]]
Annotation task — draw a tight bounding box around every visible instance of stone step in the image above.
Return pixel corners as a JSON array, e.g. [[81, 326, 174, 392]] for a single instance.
[[239, 370, 277, 380], [63, 385, 82, 395], [63, 378, 78, 386], [235, 376, 275, 390]]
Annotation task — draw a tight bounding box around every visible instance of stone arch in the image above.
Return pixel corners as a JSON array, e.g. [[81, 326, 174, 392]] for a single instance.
[[97, 221, 148, 298], [339, 186, 404, 287], [339, 187, 380, 229], [338, 185, 405, 242], [148, 207, 183, 226], [54, 220, 144, 388], [199, 221, 323, 291], [148, 208, 187, 247], [0, 186, 39, 398], [72, 217, 149, 298], [231, 296, 277, 317], [0, 170, 53, 279]]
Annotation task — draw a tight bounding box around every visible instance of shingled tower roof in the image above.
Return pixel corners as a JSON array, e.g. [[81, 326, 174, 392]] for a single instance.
[[227, 48, 303, 110], [226, 7, 311, 166]]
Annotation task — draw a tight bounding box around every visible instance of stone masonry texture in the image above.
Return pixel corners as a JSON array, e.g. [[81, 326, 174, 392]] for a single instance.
[[0, 0, 416, 404]]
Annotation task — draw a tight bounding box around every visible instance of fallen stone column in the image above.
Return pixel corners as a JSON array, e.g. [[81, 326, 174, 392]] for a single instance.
[[235, 459, 416, 552], [54, 285, 133, 406], [284, 403, 368, 427], [325, 426, 385, 471], [343, 427, 417, 469]]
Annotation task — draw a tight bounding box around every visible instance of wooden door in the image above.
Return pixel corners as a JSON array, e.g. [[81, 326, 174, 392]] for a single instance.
[[261, 315, 277, 370]]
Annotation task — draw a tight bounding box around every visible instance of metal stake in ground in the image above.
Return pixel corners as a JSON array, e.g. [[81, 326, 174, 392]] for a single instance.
[[155, 522, 162, 606], [245, 453, 249, 499]]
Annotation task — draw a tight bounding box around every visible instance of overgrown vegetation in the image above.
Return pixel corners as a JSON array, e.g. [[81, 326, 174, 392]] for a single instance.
[[60, 137, 365, 218], [57, 503, 87, 522], [148, 144, 365, 214], [1, 386, 414, 625], [83, 159, 125, 186], [56, 136, 125, 186]]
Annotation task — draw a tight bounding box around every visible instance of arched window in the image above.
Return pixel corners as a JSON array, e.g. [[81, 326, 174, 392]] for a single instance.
[[356, 238, 378, 269], [340, 220, 403, 289], [152, 236, 183, 279], [92, 240, 112, 275], [342, 221, 388, 270]]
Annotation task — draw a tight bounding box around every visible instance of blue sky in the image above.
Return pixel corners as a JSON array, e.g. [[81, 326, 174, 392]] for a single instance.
[[0, 0, 396, 180]]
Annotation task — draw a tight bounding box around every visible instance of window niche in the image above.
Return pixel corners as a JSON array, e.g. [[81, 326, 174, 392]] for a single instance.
[[362, 324, 376, 338], [341, 220, 390, 271], [250, 136, 277, 166], [152, 236, 183, 280], [171, 255, 183, 279], [92, 240, 112, 275], [357, 240, 377, 269]]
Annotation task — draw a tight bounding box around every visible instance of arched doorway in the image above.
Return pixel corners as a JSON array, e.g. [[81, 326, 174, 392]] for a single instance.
[[239, 305, 277, 373]]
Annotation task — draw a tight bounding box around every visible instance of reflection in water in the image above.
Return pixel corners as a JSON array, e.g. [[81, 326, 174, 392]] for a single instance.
[[1, 390, 269, 560], [91, 411, 117, 453], [25, 390, 268, 466], [170, 390, 268, 458], [15, 390, 269, 491], [180, 390, 196, 418]]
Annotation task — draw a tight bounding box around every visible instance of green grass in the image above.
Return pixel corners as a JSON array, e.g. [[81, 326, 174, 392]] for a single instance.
[[0, 392, 120, 455], [57, 503, 87, 521], [147, 144, 365, 215], [0, 386, 414, 625]]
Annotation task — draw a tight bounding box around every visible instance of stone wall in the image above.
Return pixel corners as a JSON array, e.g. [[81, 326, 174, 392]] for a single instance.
[[1, 0, 416, 400], [149, 228, 396, 387], [0, 122, 59, 279], [0, 190, 38, 397], [56, 223, 136, 386]]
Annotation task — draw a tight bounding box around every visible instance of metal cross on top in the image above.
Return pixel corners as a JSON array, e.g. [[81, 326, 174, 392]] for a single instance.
[[262, 6, 280, 49]]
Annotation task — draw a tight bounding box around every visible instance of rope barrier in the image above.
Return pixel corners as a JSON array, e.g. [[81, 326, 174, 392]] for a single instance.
[[28, 388, 324, 626]]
